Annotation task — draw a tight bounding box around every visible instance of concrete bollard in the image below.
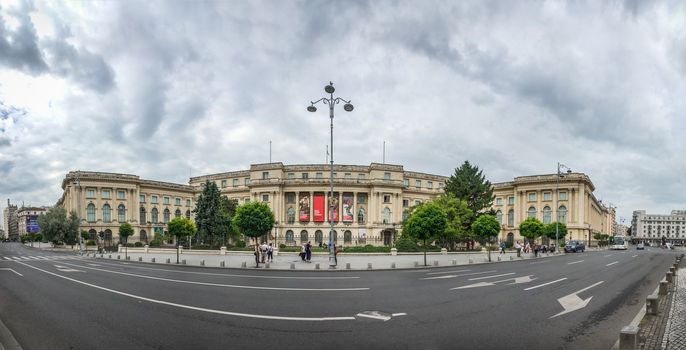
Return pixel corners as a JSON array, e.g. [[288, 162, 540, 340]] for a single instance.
[[469, 259, 474, 264], [151, 258, 155, 263], [290, 263, 295, 270], [100, 254, 104, 258], [619, 325, 639, 350], [346, 263, 351, 270], [166, 258, 170, 264], [441, 248, 448, 255], [659, 280, 668, 296], [391, 248, 398, 256], [391, 262, 396, 269], [138, 257, 142, 262], [368, 263, 373, 269], [452, 259, 457, 265], [670, 266, 676, 275], [220, 261, 225, 267], [414, 261, 419, 268], [666, 271, 674, 283], [497, 257, 501, 262], [510, 256, 513, 261], [315, 263, 320, 270], [126, 256, 131, 260], [181, 259, 186, 265], [433, 260, 439, 267], [646, 295, 659, 315], [265, 262, 270, 269], [200, 260, 205, 266], [241, 261, 247, 268], [117, 255, 121, 260]]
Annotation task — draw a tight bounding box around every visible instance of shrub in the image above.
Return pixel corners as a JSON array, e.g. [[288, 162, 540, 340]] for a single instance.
[[134, 242, 144, 247], [235, 240, 246, 248], [86, 240, 96, 246], [342, 245, 391, 253], [149, 239, 161, 247], [395, 237, 420, 252], [279, 244, 286, 249]]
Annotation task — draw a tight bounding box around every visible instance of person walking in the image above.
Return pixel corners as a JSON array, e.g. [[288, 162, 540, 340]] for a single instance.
[[499, 241, 506, 255], [525, 242, 531, 255], [260, 242, 268, 263], [533, 243, 539, 257], [300, 243, 306, 261], [305, 241, 312, 262], [515, 241, 522, 258], [267, 243, 274, 262]]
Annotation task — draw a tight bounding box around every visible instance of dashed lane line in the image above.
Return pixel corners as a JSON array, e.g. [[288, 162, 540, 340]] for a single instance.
[[425, 269, 471, 275], [524, 278, 567, 291], [606, 261, 619, 267], [468, 272, 515, 281], [421, 270, 497, 280], [567, 260, 584, 265]]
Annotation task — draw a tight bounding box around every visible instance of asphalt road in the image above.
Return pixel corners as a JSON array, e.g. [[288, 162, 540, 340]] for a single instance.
[[0, 242, 679, 350]]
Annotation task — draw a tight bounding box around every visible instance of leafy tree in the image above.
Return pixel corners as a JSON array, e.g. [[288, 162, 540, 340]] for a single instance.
[[168, 217, 197, 264], [233, 202, 275, 267], [402, 202, 448, 266], [431, 194, 474, 250], [472, 214, 501, 262], [194, 181, 232, 246], [594, 232, 611, 247], [220, 196, 240, 245], [119, 223, 134, 244], [542, 222, 567, 241], [519, 217, 544, 244], [37, 205, 80, 245], [81, 230, 89, 241]]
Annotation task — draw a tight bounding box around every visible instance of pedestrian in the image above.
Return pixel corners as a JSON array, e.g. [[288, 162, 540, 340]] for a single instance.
[[254, 240, 260, 266], [525, 242, 531, 255], [300, 243, 306, 261], [305, 241, 312, 262], [533, 243, 539, 257], [260, 242, 268, 263], [515, 241, 522, 257], [499, 241, 506, 255], [267, 243, 273, 262]]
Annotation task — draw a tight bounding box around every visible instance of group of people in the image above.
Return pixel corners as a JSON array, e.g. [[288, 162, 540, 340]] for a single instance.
[[255, 242, 274, 264], [509, 241, 553, 257], [300, 241, 313, 262]]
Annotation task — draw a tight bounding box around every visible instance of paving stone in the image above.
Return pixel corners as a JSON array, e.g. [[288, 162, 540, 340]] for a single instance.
[[664, 266, 686, 349]]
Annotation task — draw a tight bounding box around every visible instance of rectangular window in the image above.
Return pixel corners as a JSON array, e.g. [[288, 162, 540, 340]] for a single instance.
[[262, 172, 269, 180], [344, 173, 351, 180], [233, 179, 239, 187], [415, 180, 421, 188], [384, 172, 391, 180], [332, 173, 337, 178], [403, 199, 409, 207], [151, 196, 158, 204], [415, 200, 422, 206], [175, 198, 181, 206], [102, 189, 111, 199], [316, 172, 323, 179], [286, 193, 295, 203], [221, 180, 227, 188], [528, 192, 537, 201], [559, 191, 567, 200], [383, 194, 391, 203], [495, 197, 503, 205], [288, 173, 295, 180], [427, 181, 433, 189], [302, 173, 309, 179], [262, 194, 269, 202], [357, 194, 367, 204], [543, 192, 552, 201], [139, 195, 145, 203], [244, 178, 250, 185], [508, 196, 514, 205], [438, 183, 444, 189], [186, 199, 191, 207], [404, 179, 409, 187], [117, 190, 125, 199], [163, 196, 170, 205], [358, 174, 365, 180]]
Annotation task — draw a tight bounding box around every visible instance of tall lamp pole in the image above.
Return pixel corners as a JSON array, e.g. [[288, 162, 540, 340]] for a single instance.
[[73, 173, 84, 255], [556, 163, 572, 253], [307, 82, 354, 267]]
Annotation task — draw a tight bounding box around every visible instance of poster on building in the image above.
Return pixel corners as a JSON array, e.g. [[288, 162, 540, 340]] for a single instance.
[[342, 193, 353, 222], [26, 215, 40, 233], [329, 192, 339, 222], [358, 228, 367, 244], [313, 194, 325, 222], [298, 192, 310, 221]]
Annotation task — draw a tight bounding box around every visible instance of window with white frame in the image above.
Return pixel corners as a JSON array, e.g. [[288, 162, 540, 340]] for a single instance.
[[262, 194, 269, 202], [86, 189, 96, 198], [508, 196, 515, 205], [262, 172, 269, 180], [384, 172, 391, 180], [117, 190, 125, 199], [428, 181, 433, 189], [559, 191, 567, 200], [527, 206, 536, 218], [139, 195, 145, 203], [233, 179, 239, 187], [175, 198, 181, 206], [528, 193, 537, 201], [495, 197, 503, 205], [302, 173, 309, 179], [102, 189, 111, 199], [543, 206, 551, 224], [221, 180, 227, 188], [404, 179, 409, 187], [186, 199, 191, 207], [152, 195, 158, 204], [288, 173, 295, 180], [415, 180, 421, 188], [344, 173, 351, 180], [163, 196, 170, 205], [316, 172, 323, 179], [543, 192, 552, 201]]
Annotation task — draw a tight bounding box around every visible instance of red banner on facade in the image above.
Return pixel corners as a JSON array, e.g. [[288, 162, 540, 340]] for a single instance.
[[299, 193, 310, 222], [313, 194, 325, 222]]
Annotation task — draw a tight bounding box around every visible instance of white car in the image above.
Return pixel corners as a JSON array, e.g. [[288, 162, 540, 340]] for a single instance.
[[636, 243, 645, 250]]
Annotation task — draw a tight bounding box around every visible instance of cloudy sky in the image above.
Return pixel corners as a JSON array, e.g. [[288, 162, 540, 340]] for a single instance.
[[1, 0, 685, 225]]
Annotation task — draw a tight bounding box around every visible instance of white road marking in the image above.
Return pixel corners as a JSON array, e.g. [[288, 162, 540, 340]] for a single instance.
[[425, 269, 471, 275], [606, 261, 619, 267], [529, 260, 549, 265], [632, 255, 638, 258], [603, 254, 613, 257], [550, 281, 604, 318], [567, 260, 584, 265], [468, 272, 515, 281], [78, 260, 359, 280], [451, 275, 536, 290], [356, 311, 391, 321], [57, 261, 368, 291], [15, 261, 355, 322], [421, 270, 497, 280], [0, 268, 23, 276], [3, 257, 12, 260], [392, 313, 407, 317], [53, 265, 83, 272], [524, 278, 567, 291]]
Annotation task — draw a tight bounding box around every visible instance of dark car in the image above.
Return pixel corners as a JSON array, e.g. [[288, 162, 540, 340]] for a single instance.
[[564, 240, 586, 253]]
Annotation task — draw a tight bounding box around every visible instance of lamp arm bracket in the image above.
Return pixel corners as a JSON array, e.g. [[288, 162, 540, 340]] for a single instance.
[[310, 97, 331, 106]]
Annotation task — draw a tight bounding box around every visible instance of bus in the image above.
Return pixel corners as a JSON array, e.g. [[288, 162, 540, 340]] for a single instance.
[[610, 236, 628, 250]]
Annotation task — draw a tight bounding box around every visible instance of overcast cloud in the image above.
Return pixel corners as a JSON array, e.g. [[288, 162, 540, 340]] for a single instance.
[[1, 0, 685, 225]]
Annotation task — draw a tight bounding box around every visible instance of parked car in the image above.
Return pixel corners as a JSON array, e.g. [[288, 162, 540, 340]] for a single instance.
[[636, 243, 645, 250], [564, 240, 586, 253]]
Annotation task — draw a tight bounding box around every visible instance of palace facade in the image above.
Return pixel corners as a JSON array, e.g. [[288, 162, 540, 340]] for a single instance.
[[58, 163, 447, 246], [631, 210, 686, 246]]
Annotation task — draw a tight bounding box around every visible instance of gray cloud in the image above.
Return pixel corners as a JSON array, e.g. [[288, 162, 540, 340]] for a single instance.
[[0, 3, 48, 74]]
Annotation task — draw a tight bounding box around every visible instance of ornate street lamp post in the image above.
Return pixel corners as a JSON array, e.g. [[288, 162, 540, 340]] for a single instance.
[[556, 163, 572, 253], [307, 82, 354, 267]]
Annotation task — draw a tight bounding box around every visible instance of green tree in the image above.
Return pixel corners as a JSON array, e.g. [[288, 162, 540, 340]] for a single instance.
[[402, 202, 448, 266], [119, 223, 134, 244], [519, 217, 544, 244], [220, 196, 239, 245], [431, 194, 474, 250], [81, 230, 89, 242], [542, 222, 568, 249], [194, 181, 231, 246], [233, 202, 275, 267], [444, 161, 494, 247], [168, 217, 197, 264], [472, 214, 501, 262], [37, 206, 80, 245]]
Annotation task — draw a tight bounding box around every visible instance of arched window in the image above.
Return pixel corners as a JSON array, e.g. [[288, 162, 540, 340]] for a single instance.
[[87, 203, 96, 222], [287, 207, 295, 224], [527, 206, 536, 219], [151, 208, 158, 224], [118, 204, 126, 222], [102, 204, 111, 223], [140, 230, 147, 242], [496, 210, 503, 224], [104, 229, 112, 241], [286, 230, 294, 242], [507, 209, 514, 226], [300, 230, 308, 243], [383, 207, 391, 224], [558, 206, 567, 224], [357, 208, 365, 224], [344, 230, 352, 243], [185, 210, 191, 219], [88, 229, 97, 240], [140, 207, 146, 224], [315, 230, 323, 244], [507, 232, 514, 246], [543, 206, 551, 224], [175, 209, 181, 218], [163, 209, 170, 223]]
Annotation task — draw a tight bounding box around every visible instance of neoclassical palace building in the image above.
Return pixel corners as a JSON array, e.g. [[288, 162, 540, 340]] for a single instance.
[[58, 163, 447, 246], [491, 173, 615, 246]]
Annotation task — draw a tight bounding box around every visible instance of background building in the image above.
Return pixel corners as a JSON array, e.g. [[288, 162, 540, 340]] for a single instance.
[[3, 200, 18, 241], [17, 206, 49, 236], [631, 210, 686, 246], [491, 173, 612, 247]]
